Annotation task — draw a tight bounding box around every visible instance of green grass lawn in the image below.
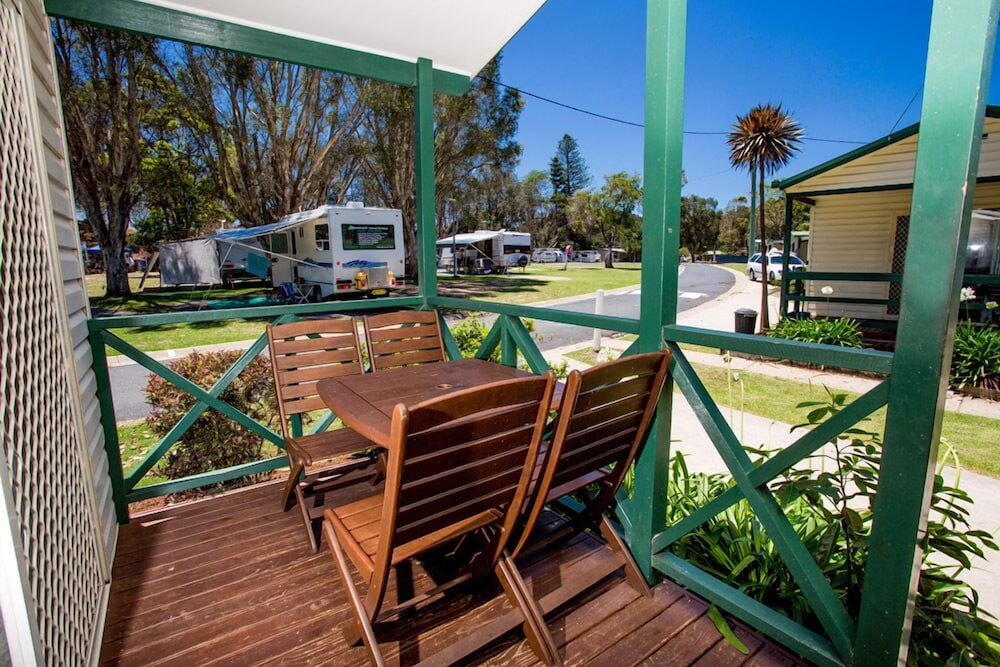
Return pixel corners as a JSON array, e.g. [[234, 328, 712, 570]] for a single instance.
[[106, 318, 270, 356], [437, 262, 642, 304], [91, 265, 645, 354], [89, 273, 271, 314], [564, 346, 1000, 478], [117, 421, 167, 488]]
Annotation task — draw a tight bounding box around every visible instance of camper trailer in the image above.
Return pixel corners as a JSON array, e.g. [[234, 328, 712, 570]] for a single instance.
[[436, 230, 531, 274], [159, 236, 267, 287], [213, 204, 405, 299]]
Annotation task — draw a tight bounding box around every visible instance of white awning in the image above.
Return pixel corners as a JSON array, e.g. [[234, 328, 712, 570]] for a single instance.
[[129, 0, 545, 78], [213, 207, 329, 241], [436, 231, 499, 246]]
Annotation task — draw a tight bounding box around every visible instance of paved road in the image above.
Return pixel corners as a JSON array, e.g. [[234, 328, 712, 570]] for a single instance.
[[532, 263, 734, 350], [108, 263, 734, 422]]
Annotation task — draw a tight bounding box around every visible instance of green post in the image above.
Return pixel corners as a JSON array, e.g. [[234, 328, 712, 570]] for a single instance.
[[414, 58, 438, 302], [855, 0, 999, 663], [779, 194, 794, 318], [88, 331, 128, 524], [625, 0, 687, 580]]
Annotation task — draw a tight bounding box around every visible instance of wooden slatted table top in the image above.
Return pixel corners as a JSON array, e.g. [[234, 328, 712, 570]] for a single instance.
[[318, 358, 562, 448]]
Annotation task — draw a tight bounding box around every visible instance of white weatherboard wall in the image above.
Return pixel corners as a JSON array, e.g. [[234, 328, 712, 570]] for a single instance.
[[0, 0, 112, 663], [786, 116, 1000, 194], [805, 183, 1000, 319]]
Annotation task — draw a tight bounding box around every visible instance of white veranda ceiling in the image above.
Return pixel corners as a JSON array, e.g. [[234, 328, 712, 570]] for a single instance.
[[136, 0, 546, 77]]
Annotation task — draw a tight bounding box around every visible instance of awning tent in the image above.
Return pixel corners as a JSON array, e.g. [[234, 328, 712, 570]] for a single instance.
[[435, 231, 501, 247], [212, 207, 330, 242]]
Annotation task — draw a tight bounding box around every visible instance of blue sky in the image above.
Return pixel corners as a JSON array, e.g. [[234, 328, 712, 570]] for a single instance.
[[497, 0, 1000, 206]]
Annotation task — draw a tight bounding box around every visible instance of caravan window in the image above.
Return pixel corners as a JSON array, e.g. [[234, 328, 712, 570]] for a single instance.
[[269, 233, 289, 255], [341, 224, 396, 250], [315, 224, 330, 251]]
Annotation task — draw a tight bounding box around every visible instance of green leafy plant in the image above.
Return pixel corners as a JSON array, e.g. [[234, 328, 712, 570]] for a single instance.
[[950, 323, 1000, 393], [654, 390, 999, 664], [145, 350, 278, 485], [769, 316, 863, 348]]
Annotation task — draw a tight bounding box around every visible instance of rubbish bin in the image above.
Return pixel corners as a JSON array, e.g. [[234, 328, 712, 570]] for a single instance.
[[734, 308, 758, 334]]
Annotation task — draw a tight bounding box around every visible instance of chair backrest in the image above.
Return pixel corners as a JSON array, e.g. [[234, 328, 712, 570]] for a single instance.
[[266, 318, 365, 439], [513, 351, 671, 554], [363, 309, 446, 372], [376, 373, 555, 570]]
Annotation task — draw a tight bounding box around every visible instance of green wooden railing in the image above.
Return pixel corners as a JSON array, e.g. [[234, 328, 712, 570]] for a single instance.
[[780, 271, 1000, 317], [87, 296, 639, 519]]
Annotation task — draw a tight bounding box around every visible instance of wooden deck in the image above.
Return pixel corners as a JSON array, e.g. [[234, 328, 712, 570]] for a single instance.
[[102, 478, 804, 666]]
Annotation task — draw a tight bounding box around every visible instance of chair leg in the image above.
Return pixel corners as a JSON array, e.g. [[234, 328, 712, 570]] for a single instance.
[[323, 521, 386, 667], [280, 460, 304, 511], [598, 515, 652, 598], [495, 552, 562, 666], [295, 485, 319, 552]]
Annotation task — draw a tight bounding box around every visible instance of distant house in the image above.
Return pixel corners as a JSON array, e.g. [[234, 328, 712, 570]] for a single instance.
[[775, 107, 1000, 322]]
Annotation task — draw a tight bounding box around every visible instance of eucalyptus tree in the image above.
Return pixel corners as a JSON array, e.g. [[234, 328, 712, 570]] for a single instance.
[[179, 48, 368, 227], [358, 57, 523, 273], [727, 104, 802, 331], [53, 20, 166, 296]]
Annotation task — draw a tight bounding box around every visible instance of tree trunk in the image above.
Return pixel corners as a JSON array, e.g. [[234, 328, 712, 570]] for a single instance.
[[758, 162, 769, 332], [102, 235, 131, 296]]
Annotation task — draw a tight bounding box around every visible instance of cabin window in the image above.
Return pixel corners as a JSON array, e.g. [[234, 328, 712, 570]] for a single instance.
[[315, 224, 330, 251], [341, 224, 396, 250], [967, 209, 1000, 274]]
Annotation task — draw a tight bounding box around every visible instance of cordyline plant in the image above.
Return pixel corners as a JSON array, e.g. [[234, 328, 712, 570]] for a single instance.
[[727, 104, 803, 332]]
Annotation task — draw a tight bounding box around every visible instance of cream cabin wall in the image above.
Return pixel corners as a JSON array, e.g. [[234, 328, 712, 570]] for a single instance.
[[806, 183, 1000, 319]]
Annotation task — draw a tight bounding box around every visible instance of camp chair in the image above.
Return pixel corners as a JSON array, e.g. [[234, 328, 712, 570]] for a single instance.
[[267, 317, 377, 551], [362, 309, 446, 372], [322, 373, 559, 666], [506, 351, 671, 653]]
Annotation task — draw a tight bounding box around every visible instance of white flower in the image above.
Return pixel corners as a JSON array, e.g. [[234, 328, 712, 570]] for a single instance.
[[596, 347, 614, 363], [986, 300, 998, 311], [820, 286, 834, 295], [960, 286, 976, 302]]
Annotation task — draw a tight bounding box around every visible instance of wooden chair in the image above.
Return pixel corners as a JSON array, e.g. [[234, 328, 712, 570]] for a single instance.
[[322, 373, 559, 666], [507, 351, 672, 659], [267, 317, 378, 551], [362, 309, 446, 372]]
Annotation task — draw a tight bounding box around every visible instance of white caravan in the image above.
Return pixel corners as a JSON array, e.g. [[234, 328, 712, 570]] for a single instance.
[[436, 230, 531, 274], [213, 203, 405, 299]]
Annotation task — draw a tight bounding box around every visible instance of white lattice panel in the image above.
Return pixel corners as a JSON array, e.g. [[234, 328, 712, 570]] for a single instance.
[[0, 5, 104, 664]]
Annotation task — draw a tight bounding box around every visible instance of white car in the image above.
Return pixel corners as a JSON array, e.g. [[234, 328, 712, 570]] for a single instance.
[[574, 250, 602, 263], [531, 248, 565, 263], [747, 252, 806, 282]]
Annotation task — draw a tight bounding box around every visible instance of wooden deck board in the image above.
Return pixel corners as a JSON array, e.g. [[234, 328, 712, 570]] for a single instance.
[[102, 480, 806, 666]]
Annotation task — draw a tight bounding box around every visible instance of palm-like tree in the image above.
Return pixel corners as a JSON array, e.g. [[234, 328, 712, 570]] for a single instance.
[[727, 104, 802, 332]]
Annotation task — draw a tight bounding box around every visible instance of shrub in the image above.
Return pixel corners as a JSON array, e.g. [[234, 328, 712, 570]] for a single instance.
[[769, 316, 863, 348], [145, 350, 278, 482], [448, 314, 570, 378], [650, 392, 1000, 664], [950, 323, 1000, 392]]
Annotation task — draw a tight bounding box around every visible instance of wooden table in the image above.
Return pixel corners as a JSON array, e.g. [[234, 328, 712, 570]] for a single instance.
[[317, 358, 561, 448]]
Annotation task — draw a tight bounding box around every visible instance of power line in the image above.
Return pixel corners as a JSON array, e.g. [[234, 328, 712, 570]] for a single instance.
[[478, 76, 866, 145], [889, 83, 923, 134]]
